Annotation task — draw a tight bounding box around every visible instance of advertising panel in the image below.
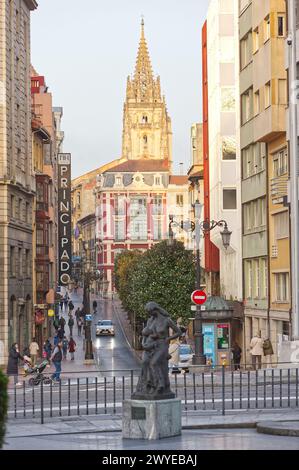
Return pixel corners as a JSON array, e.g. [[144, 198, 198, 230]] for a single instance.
[[58, 153, 72, 286]]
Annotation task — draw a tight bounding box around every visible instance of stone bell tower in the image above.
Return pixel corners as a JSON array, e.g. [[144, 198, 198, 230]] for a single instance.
[[122, 19, 173, 170]]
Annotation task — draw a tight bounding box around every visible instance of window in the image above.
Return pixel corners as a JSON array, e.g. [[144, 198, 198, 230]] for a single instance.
[[115, 176, 122, 186], [153, 218, 163, 241], [241, 87, 253, 124], [18, 198, 22, 221], [253, 259, 260, 299], [223, 189, 237, 210], [26, 250, 30, 278], [254, 90, 260, 115], [221, 87, 235, 112], [242, 143, 266, 179], [76, 192, 81, 207], [264, 15, 271, 42], [153, 196, 163, 215], [243, 198, 266, 234], [273, 147, 288, 176], [143, 135, 148, 145], [10, 247, 15, 277], [275, 273, 289, 302], [245, 260, 252, 299], [222, 137, 236, 160], [277, 14, 285, 37], [115, 219, 125, 241], [274, 211, 289, 240], [278, 79, 287, 105], [25, 202, 30, 224], [10, 195, 15, 218], [115, 196, 125, 216], [265, 81, 271, 108], [130, 198, 147, 240], [154, 176, 161, 186], [18, 248, 22, 278], [176, 195, 184, 207], [261, 258, 268, 299], [142, 115, 148, 123], [240, 32, 252, 70], [253, 27, 259, 53]]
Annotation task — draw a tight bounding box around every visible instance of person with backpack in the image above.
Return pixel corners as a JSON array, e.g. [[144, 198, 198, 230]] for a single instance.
[[59, 316, 66, 330], [68, 337, 76, 361], [62, 336, 68, 360], [68, 315, 74, 336], [50, 341, 63, 382]]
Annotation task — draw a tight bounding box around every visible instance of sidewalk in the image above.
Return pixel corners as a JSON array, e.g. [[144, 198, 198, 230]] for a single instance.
[[6, 409, 299, 439]]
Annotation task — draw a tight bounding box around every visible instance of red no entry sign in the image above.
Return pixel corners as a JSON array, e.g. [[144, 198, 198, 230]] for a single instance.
[[191, 290, 207, 305]]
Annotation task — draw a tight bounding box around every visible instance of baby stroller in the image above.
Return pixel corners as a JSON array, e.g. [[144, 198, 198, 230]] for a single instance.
[[25, 359, 53, 386]]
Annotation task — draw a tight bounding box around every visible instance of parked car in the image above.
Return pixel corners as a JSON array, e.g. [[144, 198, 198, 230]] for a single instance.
[[96, 319, 115, 336], [170, 343, 193, 373]]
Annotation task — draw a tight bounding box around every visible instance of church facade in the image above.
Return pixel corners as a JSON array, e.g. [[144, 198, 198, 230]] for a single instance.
[[95, 21, 189, 294]]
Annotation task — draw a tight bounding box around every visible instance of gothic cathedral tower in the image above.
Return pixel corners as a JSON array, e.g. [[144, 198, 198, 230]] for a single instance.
[[122, 20, 173, 171]]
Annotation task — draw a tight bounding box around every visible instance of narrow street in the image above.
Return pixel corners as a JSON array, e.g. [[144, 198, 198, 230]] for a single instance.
[[66, 290, 140, 375]]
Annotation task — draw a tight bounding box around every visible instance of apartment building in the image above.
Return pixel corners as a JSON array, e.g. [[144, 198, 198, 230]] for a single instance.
[[239, 0, 290, 361]]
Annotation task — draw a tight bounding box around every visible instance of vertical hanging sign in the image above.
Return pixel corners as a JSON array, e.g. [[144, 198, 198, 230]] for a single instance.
[[58, 153, 72, 286]]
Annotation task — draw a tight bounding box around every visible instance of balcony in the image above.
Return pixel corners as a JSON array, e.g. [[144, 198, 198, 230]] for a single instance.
[[270, 174, 288, 205]]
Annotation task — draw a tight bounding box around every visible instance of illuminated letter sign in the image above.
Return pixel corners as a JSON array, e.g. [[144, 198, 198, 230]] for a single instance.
[[58, 153, 72, 285]]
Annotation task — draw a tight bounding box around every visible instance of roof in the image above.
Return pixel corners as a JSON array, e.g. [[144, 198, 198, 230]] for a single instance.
[[169, 175, 189, 185], [103, 159, 170, 173]]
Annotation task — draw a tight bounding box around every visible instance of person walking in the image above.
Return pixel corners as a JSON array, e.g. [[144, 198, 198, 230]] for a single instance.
[[77, 317, 83, 337], [68, 300, 74, 316], [63, 293, 69, 311], [250, 332, 264, 370], [92, 300, 97, 314], [29, 338, 39, 367], [50, 341, 63, 382], [232, 342, 242, 371], [68, 315, 74, 336], [7, 343, 24, 386], [59, 315, 66, 330], [44, 339, 52, 363], [59, 299, 64, 312], [75, 307, 81, 322], [263, 337, 274, 368], [68, 337, 76, 361], [62, 336, 68, 360], [53, 315, 60, 331]]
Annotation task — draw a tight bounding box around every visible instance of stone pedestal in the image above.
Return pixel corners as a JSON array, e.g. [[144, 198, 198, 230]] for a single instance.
[[122, 398, 181, 440]]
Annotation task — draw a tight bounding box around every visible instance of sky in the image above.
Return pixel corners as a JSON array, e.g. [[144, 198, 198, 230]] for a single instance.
[[31, 0, 210, 179]]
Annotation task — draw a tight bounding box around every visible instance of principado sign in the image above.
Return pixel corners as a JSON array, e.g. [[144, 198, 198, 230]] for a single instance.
[[191, 290, 207, 305], [58, 153, 72, 286]]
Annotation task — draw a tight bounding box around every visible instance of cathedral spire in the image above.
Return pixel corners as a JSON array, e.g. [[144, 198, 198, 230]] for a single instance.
[[133, 18, 154, 89]]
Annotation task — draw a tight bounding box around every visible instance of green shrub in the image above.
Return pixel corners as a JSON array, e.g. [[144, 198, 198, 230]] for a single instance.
[[0, 369, 8, 448]]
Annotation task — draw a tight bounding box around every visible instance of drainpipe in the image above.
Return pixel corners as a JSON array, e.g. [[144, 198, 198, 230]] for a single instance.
[[288, 0, 299, 339]]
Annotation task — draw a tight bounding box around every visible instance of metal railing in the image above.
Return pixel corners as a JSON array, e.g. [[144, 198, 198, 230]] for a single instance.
[[7, 364, 299, 424]]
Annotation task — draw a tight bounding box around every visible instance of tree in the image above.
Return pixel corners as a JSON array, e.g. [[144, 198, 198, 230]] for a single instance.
[[0, 370, 8, 448], [115, 241, 195, 325], [114, 250, 142, 317]]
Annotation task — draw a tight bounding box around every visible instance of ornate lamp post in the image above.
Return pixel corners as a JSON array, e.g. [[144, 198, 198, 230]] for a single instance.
[[81, 240, 102, 361], [169, 174, 232, 366]]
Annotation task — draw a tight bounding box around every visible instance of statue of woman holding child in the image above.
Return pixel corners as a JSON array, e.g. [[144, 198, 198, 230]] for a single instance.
[[132, 302, 182, 400]]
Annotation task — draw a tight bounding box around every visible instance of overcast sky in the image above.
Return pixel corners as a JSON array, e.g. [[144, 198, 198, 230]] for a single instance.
[[31, 0, 210, 178]]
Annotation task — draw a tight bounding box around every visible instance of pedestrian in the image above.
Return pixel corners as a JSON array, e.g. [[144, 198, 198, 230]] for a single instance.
[[68, 315, 74, 336], [29, 338, 39, 367], [54, 334, 59, 347], [50, 341, 63, 382], [68, 300, 74, 315], [53, 315, 60, 331], [263, 337, 274, 368], [57, 326, 64, 341], [232, 342, 242, 371], [63, 293, 69, 311], [62, 336, 68, 360], [59, 315, 66, 330], [68, 337, 76, 361], [77, 317, 83, 337], [59, 300, 64, 311], [92, 300, 97, 314], [6, 343, 24, 386], [250, 332, 264, 370], [75, 307, 81, 323], [43, 339, 52, 362]]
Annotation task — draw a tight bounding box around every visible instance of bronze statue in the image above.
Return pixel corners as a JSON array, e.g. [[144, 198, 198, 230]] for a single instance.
[[132, 302, 182, 400]]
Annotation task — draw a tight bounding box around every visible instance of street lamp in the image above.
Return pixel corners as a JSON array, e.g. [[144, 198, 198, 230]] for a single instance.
[[81, 240, 102, 361], [169, 174, 232, 366]]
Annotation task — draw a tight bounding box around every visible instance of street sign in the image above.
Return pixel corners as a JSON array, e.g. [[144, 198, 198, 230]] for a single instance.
[[85, 314, 92, 322], [191, 290, 207, 305]]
